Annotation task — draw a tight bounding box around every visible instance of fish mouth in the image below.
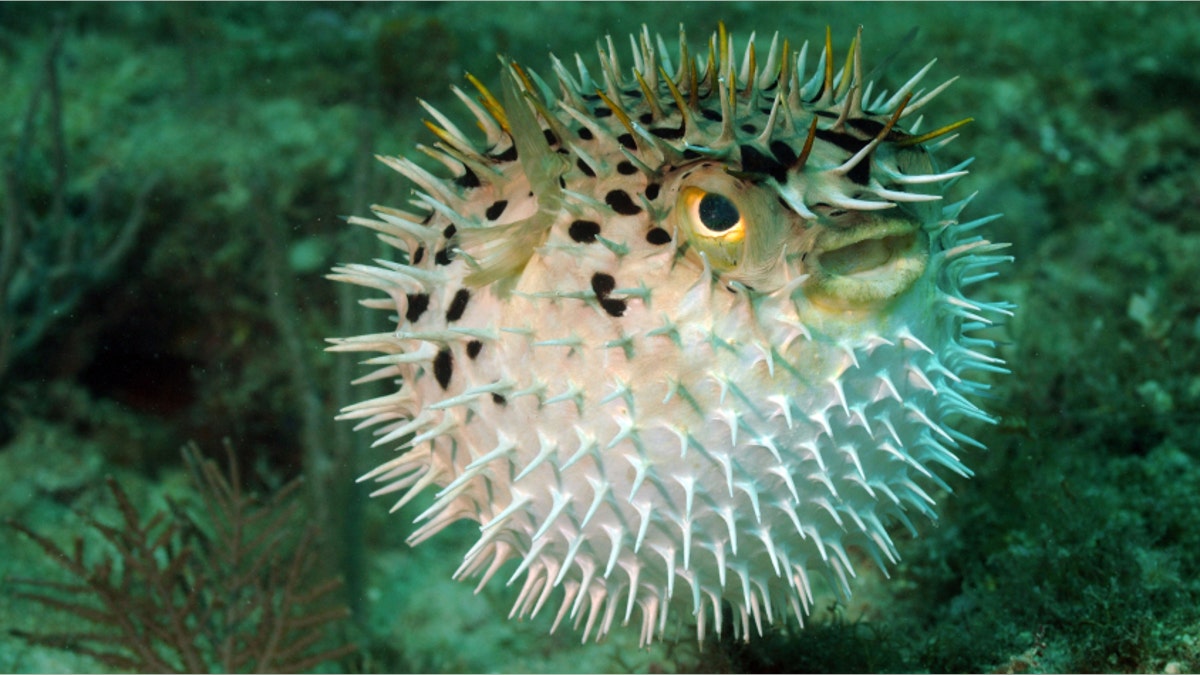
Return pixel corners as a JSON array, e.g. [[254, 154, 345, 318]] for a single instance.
[[805, 218, 928, 309]]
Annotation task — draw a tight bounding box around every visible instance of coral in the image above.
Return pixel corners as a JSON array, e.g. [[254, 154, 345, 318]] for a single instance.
[[5, 443, 356, 673]]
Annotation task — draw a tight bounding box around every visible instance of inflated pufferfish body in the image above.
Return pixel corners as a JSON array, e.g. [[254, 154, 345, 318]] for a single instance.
[[330, 25, 1012, 644]]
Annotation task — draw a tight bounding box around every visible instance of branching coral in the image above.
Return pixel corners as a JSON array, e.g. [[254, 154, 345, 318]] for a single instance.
[[6, 442, 357, 673]]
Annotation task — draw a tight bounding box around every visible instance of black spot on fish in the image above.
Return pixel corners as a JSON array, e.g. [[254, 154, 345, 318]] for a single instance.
[[486, 200, 508, 220], [847, 117, 888, 137], [741, 123, 758, 134], [638, 112, 653, 124], [770, 140, 797, 167], [591, 272, 616, 298], [466, 340, 483, 359], [700, 108, 722, 122], [617, 133, 636, 150], [847, 161, 871, 186], [445, 288, 470, 322], [682, 148, 702, 160], [644, 183, 660, 200], [814, 128, 876, 184], [815, 128, 870, 154], [593, 107, 613, 118], [591, 272, 627, 317], [576, 158, 596, 177], [605, 190, 641, 216], [569, 220, 601, 243], [455, 167, 481, 188], [433, 348, 453, 389], [601, 298, 627, 317], [443, 224, 457, 239], [646, 227, 671, 245], [650, 125, 685, 140], [740, 144, 788, 183], [412, 246, 425, 265], [405, 293, 430, 323], [492, 145, 518, 162], [577, 127, 594, 141], [435, 247, 454, 265], [543, 129, 559, 146], [617, 161, 637, 175], [492, 393, 507, 406]]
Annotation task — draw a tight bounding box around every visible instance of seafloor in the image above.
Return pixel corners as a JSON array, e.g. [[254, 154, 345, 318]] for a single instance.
[[2, 3, 1200, 673]]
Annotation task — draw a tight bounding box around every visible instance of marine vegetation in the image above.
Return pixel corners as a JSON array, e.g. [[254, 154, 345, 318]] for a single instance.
[[6, 443, 356, 673]]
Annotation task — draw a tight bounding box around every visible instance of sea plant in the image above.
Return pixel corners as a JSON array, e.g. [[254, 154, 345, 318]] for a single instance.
[[6, 442, 357, 673]]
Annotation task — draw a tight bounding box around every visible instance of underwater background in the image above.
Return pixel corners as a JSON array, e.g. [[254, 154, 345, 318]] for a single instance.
[[2, 2, 1200, 672]]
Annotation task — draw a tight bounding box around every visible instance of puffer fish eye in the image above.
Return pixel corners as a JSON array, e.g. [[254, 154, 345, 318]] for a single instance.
[[679, 186, 745, 269], [697, 192, 741, 233]]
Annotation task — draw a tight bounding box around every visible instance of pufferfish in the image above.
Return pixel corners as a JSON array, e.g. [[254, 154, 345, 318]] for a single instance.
[[329, 24, 1012, 645]]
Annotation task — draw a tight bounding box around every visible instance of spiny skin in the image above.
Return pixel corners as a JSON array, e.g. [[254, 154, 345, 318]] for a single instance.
[[329, 25, 1013, 645]]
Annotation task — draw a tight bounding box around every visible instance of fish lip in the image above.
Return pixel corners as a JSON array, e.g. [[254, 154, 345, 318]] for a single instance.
[[804, 217, 929, 308]]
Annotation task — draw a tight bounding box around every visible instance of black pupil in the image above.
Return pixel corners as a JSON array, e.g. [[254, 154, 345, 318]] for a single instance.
[[698, 193, 740, 232]]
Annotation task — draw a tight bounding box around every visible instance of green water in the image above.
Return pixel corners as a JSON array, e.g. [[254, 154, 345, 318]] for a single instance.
[[2, 3, 1199, 672]]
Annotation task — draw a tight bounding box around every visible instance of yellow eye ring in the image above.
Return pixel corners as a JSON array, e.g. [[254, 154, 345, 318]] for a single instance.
[[677, 186, 747, 270], [682, 187, 746, 243]]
